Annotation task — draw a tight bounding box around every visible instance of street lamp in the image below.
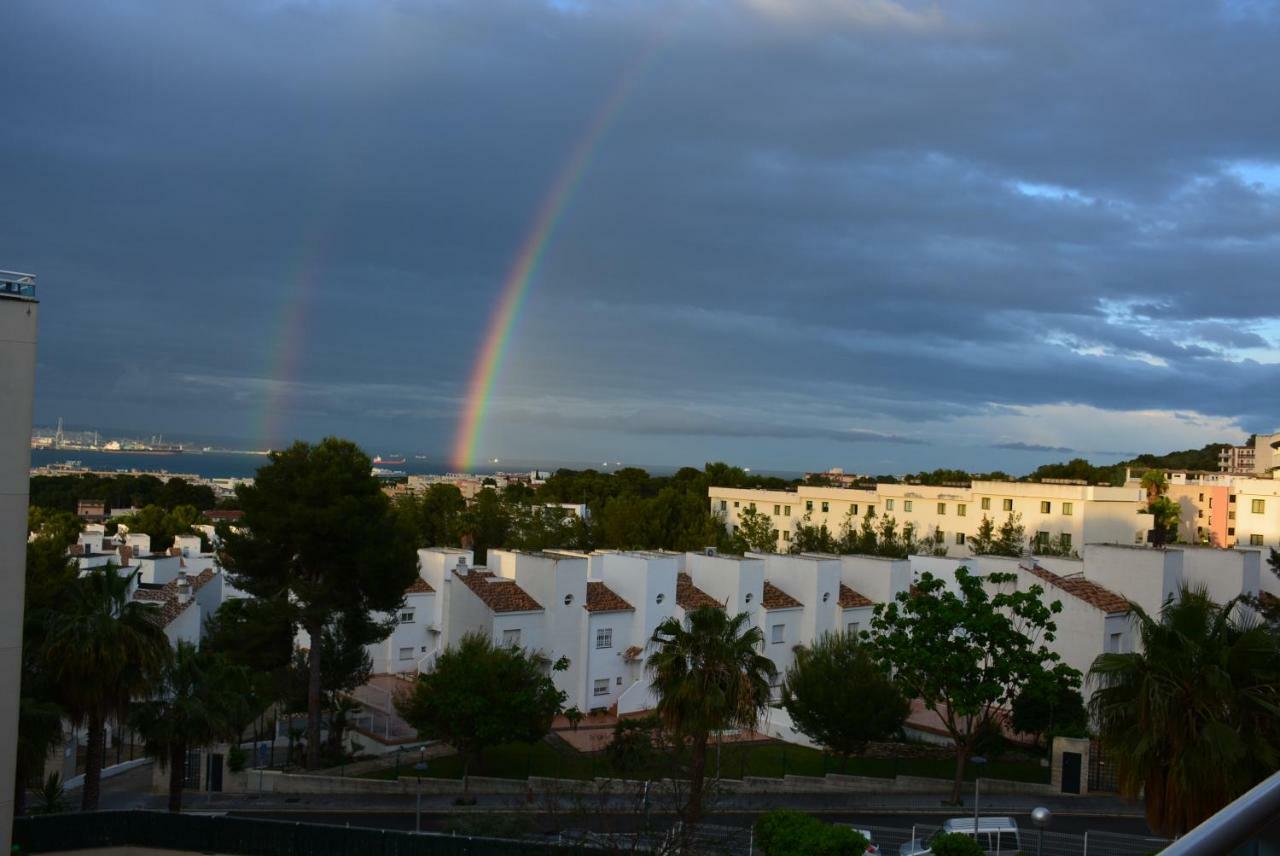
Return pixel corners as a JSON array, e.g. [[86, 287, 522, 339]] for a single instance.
[[1030, 806, 1052, 856], [971, 755, 988, 834], [413, 748, 428, 833]]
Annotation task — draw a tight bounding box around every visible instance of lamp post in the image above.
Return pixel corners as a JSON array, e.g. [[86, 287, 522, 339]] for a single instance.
[[971, 755, 987, 833], [1030, 806, 1052, 856], [413, 748, 428, 833]]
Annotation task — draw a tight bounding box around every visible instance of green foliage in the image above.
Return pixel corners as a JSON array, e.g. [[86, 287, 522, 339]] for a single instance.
[[1142, 495, 1180, 546], [607, 715, 659, 778], [754, 810, 870, 856], [993, 512, 1026, 557], [461, 487, 510, 563], [735, 506, 777, 553], [1025, 444, 1227, 487], [928, 832, 986, 856], [227, 744, 247, 773], [202, 596, 294, 711], [39, 566, 172, 809], [792, 512, 837, 554], [29, 473, 216, 515], [393, 483, 466, 547], [131, 640, 252, 811], [869, 568, 1067, 803], [970, 515, 996, 555], [219, 437, 418, 769], [1010, 665, 1088, 746], [395, 633, 565, 786], [117, 503, 200, 551], [648, 607, 777, 821], [1089, 586, 1280, 836], [781, 633, 909, 760], [27, 507, 84, 547], [30, 773, 68, 816]]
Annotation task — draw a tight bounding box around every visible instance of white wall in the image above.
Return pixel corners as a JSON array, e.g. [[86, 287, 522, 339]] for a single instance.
[[760, 607, 803, 688], [835, 555, 910, 605], [1078, 545, 1179, 616], [499, 551, 587, 706], [685, 553, 763, 622], [585, 612, 629, 711], [755, 553, 842, 643], [374, 591, 437, 674]]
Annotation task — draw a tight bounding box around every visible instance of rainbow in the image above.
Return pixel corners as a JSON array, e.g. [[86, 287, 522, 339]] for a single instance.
[[256, 239, 326, 451], [451, 37, 665, 472]]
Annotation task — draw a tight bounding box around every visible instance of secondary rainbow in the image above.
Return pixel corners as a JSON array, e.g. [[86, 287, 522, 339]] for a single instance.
[[451, 39, 663, 472]]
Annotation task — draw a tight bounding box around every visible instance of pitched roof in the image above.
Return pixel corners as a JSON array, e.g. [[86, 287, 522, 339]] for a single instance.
[[455, 570, 543, 613], [838, 583, 874, 608], [585, 581, 633, 613], [676, 572, 722, 610], [133, 572, 206, 627], [1025, 564, 1130, 614], [405, 577, 436, 594], [762, 580, 803, 610]]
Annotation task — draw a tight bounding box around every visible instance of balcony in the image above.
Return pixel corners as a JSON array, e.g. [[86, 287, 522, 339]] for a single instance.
[[0, 269, 36, 300]]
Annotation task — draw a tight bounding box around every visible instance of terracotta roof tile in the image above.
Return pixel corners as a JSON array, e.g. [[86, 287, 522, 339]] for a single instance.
[[1259, 591, 1278, 610], [676, 573, 722, 610], [838, 583, 874, 608], [455, 570, 543, 613], [585, 581, 633, 613], [622, 645, 644, 661], [1025, 564, 1130, 614], [762, 580, 803, 610], [405, 577, 436, 594]]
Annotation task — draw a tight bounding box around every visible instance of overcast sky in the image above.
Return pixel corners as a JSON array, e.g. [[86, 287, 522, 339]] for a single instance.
[[6, 0, 1280, 473]]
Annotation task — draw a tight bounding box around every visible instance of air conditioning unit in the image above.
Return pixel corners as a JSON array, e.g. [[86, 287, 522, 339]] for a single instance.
[[704, 547, 718, 557]]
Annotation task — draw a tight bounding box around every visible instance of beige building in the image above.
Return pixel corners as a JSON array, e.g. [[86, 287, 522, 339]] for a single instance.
[[1134, 470, 1280, 549], [709, 481, 1146, 556], [1219, 432, 1280, 476]]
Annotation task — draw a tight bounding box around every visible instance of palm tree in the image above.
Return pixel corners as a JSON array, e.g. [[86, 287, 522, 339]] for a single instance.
[[132, 641, 252, 812], [40, 566, 172, 810], [647, 606, 777, 823], [1089, 586, 1280, 836], [1139, 468, 1168, 501]]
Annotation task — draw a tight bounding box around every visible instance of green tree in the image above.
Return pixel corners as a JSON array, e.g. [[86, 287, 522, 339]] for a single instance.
[[993, 512, 1025, 557], [607, 715, 659, 778], [647, 607, 777, 822], [875, 515, 905, 558], [928, 832, 985, 856], [1143, 495, 1180, 547], [396, 633, 564, 794], [202, 596, 294, 727], [462, 487, 511, 563], [1089, 586, 1280, 836], [970, 515, 996, 554], [1139, 468, 1168, 500], [1009, 664, 1088, 749], [118, 503, 200, 551], [781, 633, 909, 767], [735, 506, 777, 553], [131, 641, 251, 812], [40, 566, 172, 809], [869, 568, 1071, 804], [15, 698, 63, 817], [754, 810, 870, 855], [792, 512, 836, 554], [838, 506, 877, 554], [219, 438, 418, 769], [27, 507, 83, 547], [394, 483, 466, 547]]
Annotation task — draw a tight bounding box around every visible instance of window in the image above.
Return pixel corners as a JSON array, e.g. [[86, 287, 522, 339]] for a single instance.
[[1229, 527, 1236, 537], [784, 505, 791, 516], [1040, 501, 1051, 514], [399, 647, 414, 661], [771, 529, 779, 541], [903, 500, 913, 512], [719, 500, 727, 511], [502, 629, 521, 647], [734, 501, 740, 508], [771, 624, 785, 645], [1230, 494, 1237, 503], [1135, 530, 1145, 544], [1209, 497, 1214, 508], [596, 628, 613, 649], [564, 594, 574, 606], [1108, 633, 1122, 654], [851, 504, 859, 516], [1229, 511, 1237, 520], [805, 500, 813, 512], [749, 502, 756, 511], [656, 592, 665, 604], [957, 503, 966, 517], [782, 530, 791, 542], [886, 499, 895, 511], [1036, 531, 1050, 548], [981, 497, 991, 510], [1250, 534, 1264, 546], [594, 679, 609, 696], [1252, 499, 1266, 514], [1003, 498, 1014, 511], [745, 592, 754, 603], [847, 622, 861, 636], [955, 532, 966, 545], [399, 611, 415, 624], [866, 505, 876, 517], [822, 591, 830, 602], [1198, 493, 1204, 502], [1061, 533, 1072, 548], [617, 676, 623, 686], [935, 530, 945, 543], [821, 501, 829, 513], [774, 504, 781, 516], [937, 502, 946, 515]]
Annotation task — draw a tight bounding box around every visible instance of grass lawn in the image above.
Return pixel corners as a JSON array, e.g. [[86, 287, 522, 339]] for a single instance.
[[362, 739, 1048, 785]]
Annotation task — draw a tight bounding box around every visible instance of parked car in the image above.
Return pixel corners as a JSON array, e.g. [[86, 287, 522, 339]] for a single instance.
[[898, 817, 1021, 855]]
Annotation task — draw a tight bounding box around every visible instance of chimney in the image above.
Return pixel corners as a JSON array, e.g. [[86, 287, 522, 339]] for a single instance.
[[169, 546, 182, 556], [175, 573, 192, 605], [456, 556, 467, 571], [704, 547, 718, 557], [118, 544, 133, 565]]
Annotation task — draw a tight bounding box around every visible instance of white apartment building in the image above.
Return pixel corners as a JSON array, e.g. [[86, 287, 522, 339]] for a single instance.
[[1219, 432, 1280, 476], [710, 482, 1147, 556]]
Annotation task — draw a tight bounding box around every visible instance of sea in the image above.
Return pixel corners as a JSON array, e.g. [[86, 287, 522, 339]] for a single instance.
[[28, 448, 700, 481]]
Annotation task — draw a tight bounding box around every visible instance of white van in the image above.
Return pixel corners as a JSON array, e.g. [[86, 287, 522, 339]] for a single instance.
[[898, 817, 1021, 856]]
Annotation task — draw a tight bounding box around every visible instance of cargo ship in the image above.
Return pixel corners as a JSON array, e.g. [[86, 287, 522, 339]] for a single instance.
[[373, 454, 405, 466]]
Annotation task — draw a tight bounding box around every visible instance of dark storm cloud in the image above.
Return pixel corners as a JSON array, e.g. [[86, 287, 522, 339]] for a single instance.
[[4, 0, 1280, 468]]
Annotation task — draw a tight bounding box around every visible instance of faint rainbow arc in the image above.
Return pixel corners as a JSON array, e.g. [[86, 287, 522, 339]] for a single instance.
[[451, 40, 663, 472], [257, 239, 327, 451]]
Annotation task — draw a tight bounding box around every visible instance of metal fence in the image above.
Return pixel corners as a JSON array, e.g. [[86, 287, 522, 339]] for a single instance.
[[13, 811, 581, 855], [855, 823, 1170, 856]]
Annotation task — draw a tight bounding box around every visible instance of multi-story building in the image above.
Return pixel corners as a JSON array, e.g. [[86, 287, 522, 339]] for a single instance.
[[0, 270, 37, 850], [709, 481, 1147, 556], [1132, 470, 1280, 549], [1219, 433, 1280, 475]]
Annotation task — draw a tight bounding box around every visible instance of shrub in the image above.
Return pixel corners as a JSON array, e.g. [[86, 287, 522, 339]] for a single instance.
[[928, 832, 985, 856], [227, 745, 247, 773], [755, 810, 869, 855]]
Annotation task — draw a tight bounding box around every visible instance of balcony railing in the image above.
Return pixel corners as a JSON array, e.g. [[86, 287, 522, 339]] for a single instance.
[[0, 269, 36, 299], [1159, 768, 1280, 854]]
